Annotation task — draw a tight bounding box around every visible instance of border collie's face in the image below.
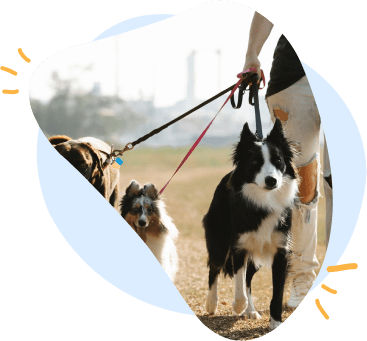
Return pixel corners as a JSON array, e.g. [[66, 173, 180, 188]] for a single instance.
[[251, 143, 286, 190], [121, 180, 160, 242], [232, 119, 296, 192]]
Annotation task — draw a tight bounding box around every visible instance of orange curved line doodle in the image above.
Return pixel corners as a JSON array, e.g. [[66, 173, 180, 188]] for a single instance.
[[18, 48, 31, 63], [2, 89, 19, 94], [1, 66, 17, 75], [327, 263, 358, 272], [321, 284, 337, 294], [315, 299, 329, 320]]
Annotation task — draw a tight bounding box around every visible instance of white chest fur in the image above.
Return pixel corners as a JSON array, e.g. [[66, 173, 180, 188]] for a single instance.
[[236, 212, 289, 268]]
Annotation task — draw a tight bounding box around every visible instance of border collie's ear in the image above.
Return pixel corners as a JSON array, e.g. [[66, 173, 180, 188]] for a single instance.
[[233, 122, 257, 165], [126, 180, 141, 197], [240, 122, 257, 143], [49, 135, 72, 146], [266, 118, 287, 144], [143, 183, 159, 200], [266, 118, 297, 161]]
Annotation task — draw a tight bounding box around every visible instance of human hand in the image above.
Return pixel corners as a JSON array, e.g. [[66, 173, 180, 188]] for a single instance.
[[243, 54, 261, 85]]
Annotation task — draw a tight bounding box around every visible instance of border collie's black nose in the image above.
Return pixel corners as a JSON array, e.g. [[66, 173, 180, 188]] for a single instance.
[[138, 220, 146, 227], [265, 176, 277, 188]]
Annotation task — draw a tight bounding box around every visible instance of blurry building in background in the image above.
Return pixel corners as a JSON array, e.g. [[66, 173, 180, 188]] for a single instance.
[[31, 51, 272, 148], [121, 50, 272, 148]]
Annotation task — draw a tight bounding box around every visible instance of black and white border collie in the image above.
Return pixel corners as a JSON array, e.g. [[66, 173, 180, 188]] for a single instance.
[[120, 180, 179, 282], [203, 119, 298, 330]]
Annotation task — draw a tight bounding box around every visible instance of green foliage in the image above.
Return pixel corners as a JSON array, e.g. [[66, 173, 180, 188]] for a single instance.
[[30, 70, 146, 143]]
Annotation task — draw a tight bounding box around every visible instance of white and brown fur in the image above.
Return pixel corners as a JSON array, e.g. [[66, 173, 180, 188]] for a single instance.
[[120, 180, 178, 282], [203, 119, 299, 330]]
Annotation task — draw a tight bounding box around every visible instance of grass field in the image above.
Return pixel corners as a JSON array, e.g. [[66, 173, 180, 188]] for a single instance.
[[119, 146, 327, 340]]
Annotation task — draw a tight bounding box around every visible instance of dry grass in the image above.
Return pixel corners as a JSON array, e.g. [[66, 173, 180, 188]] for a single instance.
[[118, 146, 327, 340]]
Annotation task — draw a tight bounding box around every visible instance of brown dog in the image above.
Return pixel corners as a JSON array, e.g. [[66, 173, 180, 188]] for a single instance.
[[49, 135, 120, 210]]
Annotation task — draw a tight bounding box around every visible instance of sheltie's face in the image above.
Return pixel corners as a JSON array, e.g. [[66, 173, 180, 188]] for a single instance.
[[129, 195, 158, 229], [121, 180, 161, 242]]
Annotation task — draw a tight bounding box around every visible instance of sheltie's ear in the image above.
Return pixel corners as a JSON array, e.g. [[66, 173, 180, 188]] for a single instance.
[[143, 183, 159, 200], [125, 180, 141, 197]]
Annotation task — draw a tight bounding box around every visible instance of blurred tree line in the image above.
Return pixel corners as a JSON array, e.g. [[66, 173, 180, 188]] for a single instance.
[[31, 69, 146, 145]]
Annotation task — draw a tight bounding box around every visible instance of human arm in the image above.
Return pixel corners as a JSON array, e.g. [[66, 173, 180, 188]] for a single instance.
[[243, 12, 274, 81]]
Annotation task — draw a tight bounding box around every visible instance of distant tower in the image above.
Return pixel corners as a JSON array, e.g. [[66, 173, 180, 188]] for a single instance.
[[115, 36, 120, 98], [186, 50, 196, 106], [91, 82, 101, 96], [216, 49, 221, 91]]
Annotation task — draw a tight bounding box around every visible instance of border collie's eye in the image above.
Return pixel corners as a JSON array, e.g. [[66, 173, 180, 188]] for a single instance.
[[132, 207, 139, 213], [276, 158, 282, 164], [147, 208, 152, 214], [251, 160, 258, 165]]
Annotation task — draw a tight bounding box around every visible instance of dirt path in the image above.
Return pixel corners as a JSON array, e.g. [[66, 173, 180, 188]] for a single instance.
[[174, 236, 326, 340]]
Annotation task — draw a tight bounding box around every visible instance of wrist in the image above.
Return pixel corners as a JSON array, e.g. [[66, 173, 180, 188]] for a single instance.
[[246, 51, 258, 59], [246, 45, 260, 58]]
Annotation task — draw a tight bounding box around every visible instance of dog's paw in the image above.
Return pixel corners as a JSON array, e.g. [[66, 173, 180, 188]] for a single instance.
[[242, 310, 261, 320], [232, 297, 248, 315], [269, 317, 281, 330], [206, 296, 218, 315]]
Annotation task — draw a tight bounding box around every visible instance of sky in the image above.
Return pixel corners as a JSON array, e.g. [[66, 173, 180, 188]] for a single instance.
[[29, 1, 282, 108]]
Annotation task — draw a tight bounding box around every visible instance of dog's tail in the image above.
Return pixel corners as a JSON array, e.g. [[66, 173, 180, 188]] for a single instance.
[[49, 135, 72, 146]]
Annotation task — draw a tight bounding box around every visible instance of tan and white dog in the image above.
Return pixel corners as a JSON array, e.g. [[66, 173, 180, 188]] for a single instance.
[[120, 180, 179, 282]]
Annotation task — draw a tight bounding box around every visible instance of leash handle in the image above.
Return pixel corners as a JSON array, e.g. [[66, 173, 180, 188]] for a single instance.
[[231, 68, 265, 109], [230, 67, 255, 109], [236, 67, 257, 79], [230, 81, 247, 109]]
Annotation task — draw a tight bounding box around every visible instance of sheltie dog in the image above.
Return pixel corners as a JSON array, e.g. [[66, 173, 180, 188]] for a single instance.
[[203, 119, 299, 330], [120, 180, 179, 282]]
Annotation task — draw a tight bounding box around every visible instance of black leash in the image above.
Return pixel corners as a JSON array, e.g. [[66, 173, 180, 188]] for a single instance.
[[108, 83, 238, 157], [101, 83, 238, 166], [230, 73, 263, 140], [130, 83, 237, 149], [102, 73, 263, 172]]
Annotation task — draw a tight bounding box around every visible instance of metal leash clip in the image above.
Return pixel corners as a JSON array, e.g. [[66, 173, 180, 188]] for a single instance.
[[111, 142, 134, 158], [104, 144, 116, 165]]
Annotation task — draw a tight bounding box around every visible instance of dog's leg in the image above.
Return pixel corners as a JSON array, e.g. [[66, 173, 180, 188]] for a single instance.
[[206, 265, 220, 314], [242, 260, 261, 319], [270, 248, 288, 330], [232, 251, 248, 315]]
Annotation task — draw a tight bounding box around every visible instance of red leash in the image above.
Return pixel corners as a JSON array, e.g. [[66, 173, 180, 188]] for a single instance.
[[159, 68, 262, 195]]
